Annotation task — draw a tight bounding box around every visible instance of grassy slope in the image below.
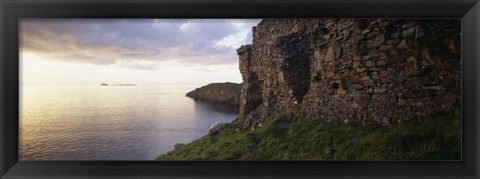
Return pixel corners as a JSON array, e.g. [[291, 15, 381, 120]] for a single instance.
[[157, 108, 461, 160]]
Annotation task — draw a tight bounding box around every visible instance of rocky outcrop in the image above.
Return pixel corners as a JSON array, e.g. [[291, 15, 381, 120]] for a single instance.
[[238, 19, 461, 125], [186, 82, 241, 106], [209, 122, 227, 133]]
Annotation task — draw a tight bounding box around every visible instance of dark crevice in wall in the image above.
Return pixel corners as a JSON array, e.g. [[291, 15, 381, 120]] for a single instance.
[[278, 33, 312, 103]]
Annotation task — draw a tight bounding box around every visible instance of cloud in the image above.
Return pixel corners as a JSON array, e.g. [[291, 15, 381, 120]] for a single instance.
[[19, 19, 261, 69], [113, 59, 160, 70], [53, 52, 117, 65]]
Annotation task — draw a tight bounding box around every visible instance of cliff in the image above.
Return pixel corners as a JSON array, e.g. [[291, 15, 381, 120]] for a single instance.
[[238, 19, 460, 125], [186, 82, 241, 106]]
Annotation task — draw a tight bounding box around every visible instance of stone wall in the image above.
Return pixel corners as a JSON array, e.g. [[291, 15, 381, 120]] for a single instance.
[[238, 19, 461, 124]]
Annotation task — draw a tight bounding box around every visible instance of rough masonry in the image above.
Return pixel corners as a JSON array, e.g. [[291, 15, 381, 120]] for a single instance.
[[237, 19, 461, 124]]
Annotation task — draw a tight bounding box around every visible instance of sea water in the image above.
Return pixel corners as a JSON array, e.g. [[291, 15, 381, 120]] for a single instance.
[[19, 85, 238, 160]]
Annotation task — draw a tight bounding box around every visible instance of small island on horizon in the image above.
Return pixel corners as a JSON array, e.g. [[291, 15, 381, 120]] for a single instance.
[[100, 83, 138, 86]]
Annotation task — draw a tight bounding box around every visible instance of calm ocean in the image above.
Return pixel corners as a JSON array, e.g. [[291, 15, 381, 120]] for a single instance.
[[19, 85, 238, 160]]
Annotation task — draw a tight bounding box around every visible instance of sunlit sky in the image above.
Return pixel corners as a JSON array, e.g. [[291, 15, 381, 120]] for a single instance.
[[20, 19, 261, 86]]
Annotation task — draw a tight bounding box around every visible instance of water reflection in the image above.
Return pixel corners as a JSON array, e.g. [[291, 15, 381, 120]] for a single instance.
[[19, 86, 238, 160], [193, 100, 239, 114]]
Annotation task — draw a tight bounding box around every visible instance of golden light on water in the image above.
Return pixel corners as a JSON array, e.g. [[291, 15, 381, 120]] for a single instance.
[[19, 85, 238, 160]]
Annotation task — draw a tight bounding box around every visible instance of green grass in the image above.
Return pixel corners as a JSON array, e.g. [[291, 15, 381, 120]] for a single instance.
[[157, 108, 461, 160]]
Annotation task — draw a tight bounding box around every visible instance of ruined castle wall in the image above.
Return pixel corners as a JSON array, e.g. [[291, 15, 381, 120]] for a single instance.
[[238, 19, 461, 124], [237, 45, 263, 115]]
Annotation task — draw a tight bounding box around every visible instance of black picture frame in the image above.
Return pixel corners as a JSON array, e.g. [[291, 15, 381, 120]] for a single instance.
[[1, 0, 479, 178]]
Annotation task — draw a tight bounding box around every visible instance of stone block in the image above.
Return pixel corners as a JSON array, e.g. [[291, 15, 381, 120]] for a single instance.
[[379, 45, 393, 51], [396, 39, 409, 49], [314, 49, 323, 59], [353, 55, 361, 61], [353, 61, 361, 68], [351, 84, 365, 90], [325, 47, 335, 62], [373, 34, 385, 47], [351, 102, 359, 109], [402, 27, 416, 37], [356, 68, 367, 72], [353, 93, 363, 101], [362, 55, 371, 60], [376, 60, 386, 66], [373, 88, 387, 93], [366, 60, 374, 67]]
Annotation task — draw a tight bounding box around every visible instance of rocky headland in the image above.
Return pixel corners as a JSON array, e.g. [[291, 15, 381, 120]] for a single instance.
[[186, 82, 241, 106]]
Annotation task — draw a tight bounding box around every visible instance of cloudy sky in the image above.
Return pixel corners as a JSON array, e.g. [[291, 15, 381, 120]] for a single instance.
[[20, 19, 261, 86]]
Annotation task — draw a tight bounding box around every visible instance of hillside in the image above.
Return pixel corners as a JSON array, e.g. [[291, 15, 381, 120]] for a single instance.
[[158, 107, 460, 160]]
